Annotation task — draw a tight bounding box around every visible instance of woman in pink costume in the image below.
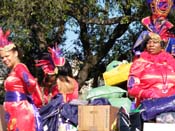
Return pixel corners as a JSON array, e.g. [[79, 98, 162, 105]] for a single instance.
[[128, 32, 175, 106], [35, 46, 79, 105], [0, 28, 43, 131]]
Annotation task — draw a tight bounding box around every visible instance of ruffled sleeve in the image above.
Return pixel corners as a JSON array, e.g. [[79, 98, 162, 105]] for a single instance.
[[14, 63, 43, 107], [14, 63, 37, 93]]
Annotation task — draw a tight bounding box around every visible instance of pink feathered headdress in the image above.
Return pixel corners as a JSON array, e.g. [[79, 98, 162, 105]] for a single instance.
[[48, 46, 65, 67], [0, 28, 16, 51], [35, 44, 65, 75]]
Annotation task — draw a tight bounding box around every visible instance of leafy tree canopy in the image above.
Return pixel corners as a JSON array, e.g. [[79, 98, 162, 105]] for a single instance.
[[0, 0, 174, 93]]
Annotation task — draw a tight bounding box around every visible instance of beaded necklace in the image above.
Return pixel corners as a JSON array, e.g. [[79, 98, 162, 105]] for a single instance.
[[160, 63, 168, 93]]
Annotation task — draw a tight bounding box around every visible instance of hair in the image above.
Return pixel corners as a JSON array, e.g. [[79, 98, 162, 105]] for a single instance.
[[10, 44, 24, 61], [57, 59, 73, 77], [54, 59, 73, 84], [160, 40, 166, 48]]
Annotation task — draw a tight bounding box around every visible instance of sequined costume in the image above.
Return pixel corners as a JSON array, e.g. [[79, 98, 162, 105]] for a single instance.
[[4, 63, 42, 131], [127, 51, 175, 106]]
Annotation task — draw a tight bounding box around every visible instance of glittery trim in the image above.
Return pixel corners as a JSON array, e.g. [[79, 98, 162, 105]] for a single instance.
[[0, 44, 16, 51]]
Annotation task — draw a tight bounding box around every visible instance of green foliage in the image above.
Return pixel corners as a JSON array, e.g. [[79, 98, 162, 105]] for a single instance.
[[0, 0, 174, 101]]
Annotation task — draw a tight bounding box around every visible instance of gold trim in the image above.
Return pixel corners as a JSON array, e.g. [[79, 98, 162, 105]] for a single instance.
[[0, 44, 16, 51]]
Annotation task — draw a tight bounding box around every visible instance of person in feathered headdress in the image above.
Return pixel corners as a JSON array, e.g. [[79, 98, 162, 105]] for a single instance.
[[133, 0, 175, 57], [35, 45, 79, 105], [0, 28, 43, 131]]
